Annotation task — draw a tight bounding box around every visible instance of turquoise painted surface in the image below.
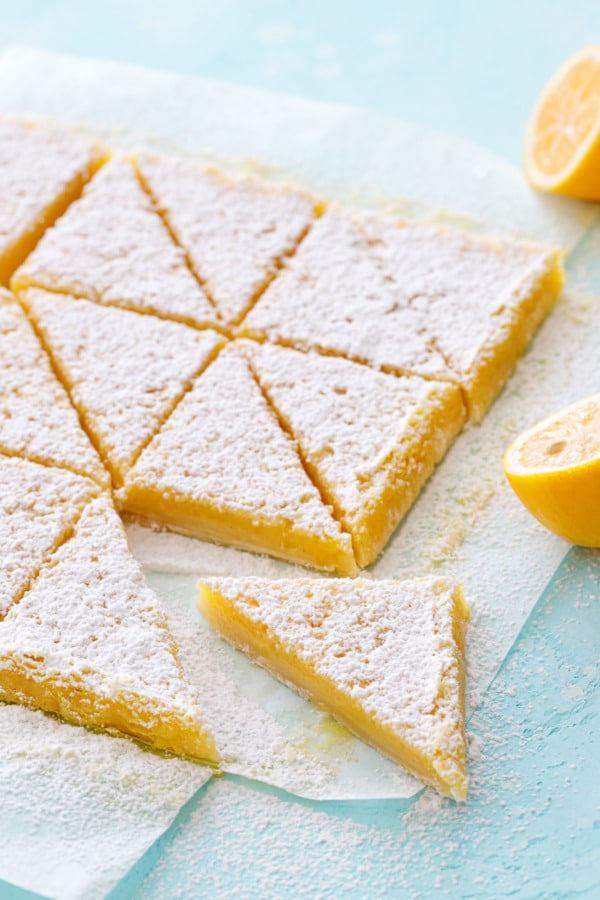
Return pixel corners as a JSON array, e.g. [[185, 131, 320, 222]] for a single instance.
[[0, 0, 599, 163], [0, 3, 599, 897]]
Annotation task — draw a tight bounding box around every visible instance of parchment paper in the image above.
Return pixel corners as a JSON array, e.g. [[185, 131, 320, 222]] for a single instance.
[[0, 45, 598, 900]]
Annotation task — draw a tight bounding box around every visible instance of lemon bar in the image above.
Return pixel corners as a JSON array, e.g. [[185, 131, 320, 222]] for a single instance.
[[21, 288, 224, 486], [121, 344, 357, 576], [134, 152, 318, 326], [241, 207, 563, 420], [0, 493, 219, 763], [0, 118, 105, 286], [241, 339, 466, 567], [12, 159, 219, 329], [198, 576, 470, 800], [0, 454, 99, 618], [0, 289, 108, 486]]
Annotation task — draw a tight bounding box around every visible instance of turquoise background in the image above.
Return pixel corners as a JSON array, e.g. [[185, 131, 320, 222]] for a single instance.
[[0, 0, 599, 164], [0, 2, 599, 897]]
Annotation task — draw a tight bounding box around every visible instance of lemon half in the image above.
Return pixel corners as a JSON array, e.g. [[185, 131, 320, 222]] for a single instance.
[[524, 46, 600, 200], [503, 394, 600, 546]]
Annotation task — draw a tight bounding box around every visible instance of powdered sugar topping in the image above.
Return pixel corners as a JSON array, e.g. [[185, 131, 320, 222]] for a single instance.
[[0, 493, 204, 716], [371, 219, 557, 377], [241, 338, 460, 521], [241, 207, 449, 378], [242, 206, 557, 385]]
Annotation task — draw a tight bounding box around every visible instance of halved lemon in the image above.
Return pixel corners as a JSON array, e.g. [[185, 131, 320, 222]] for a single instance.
[[524, 46, 600, 200], [503, 394, 600, 546]]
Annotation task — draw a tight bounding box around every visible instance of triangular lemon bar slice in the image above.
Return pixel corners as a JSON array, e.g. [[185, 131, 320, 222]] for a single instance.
[[241, 339, 466, 567], [135, 152, 318, 326], [0, 118, 105, 285], [12, 159, 219, 329], [21, 287, 224, 485], [122, 344, 357, 575], [0, 493, 219, 763], [0, 454, 99, 618], [198, 576, 469, 799], [0, 289, 108, 486]]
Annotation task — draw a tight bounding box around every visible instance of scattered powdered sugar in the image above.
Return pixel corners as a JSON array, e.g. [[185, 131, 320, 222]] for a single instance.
[[128, 778, 399, 898], [109, 549, 599, 897], [0, 289, 107, 485], [0, 454, 98, 617], [13, 158, 218, 328], [22, 287, 223, 482], [0, 702, 211, 900], [135, 151, 317, 325]]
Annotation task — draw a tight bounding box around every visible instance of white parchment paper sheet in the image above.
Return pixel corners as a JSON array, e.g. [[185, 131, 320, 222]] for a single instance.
[[0, 45, 598, 900], [0, 705, 212, 900]]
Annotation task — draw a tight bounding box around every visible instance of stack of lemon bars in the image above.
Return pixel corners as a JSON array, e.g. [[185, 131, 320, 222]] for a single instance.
[[0, 118, 563, 800]]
